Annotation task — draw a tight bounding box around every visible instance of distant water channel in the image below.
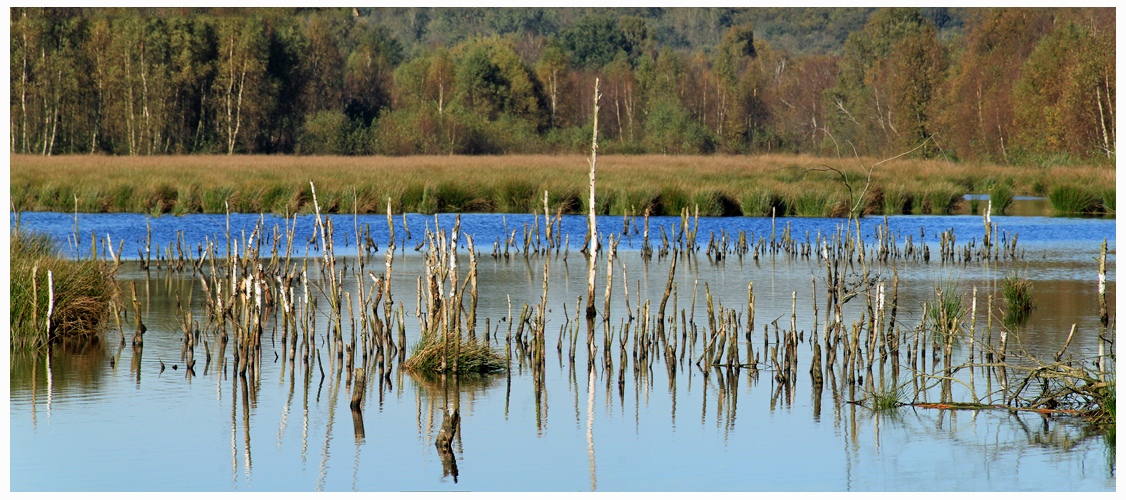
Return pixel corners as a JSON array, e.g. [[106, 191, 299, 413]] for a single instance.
[[9, 205, 1116, 491]]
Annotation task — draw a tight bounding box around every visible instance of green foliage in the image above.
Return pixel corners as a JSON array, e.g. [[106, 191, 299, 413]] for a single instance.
[[643, 99, 717, 154], [561, 14, 634, 68], [6, 7, 1108, 161], [494, 180, 536, 213], [881, 185, 912, 215], [656, 186, 690, 216], [1013, 20, 1115, 159], [918, 183, 962, 215], [298, 110, 352, 155]]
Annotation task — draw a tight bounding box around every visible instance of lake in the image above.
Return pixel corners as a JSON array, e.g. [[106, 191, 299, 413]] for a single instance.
[[8, 205, 1116, 491]]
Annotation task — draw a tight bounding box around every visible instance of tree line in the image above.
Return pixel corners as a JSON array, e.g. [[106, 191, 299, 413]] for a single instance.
[[10, 7, 1114, 163]]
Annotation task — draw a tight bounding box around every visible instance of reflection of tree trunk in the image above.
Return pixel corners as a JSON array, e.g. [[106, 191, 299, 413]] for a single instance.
[[434, 408, 459, 483], [351, 408, 365, 441], [586, 365, 596, 491]]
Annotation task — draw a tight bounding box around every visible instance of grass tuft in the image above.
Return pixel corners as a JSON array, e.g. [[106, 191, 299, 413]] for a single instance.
[[1049, 184, 1100, 214], [1001, 273, 1033, 324], [10, 229, 116, 352], [988, 183, 1014, 215], [866, 379, 907, 412], [926, 279, 966, 337], [402, 333, 506, 375]]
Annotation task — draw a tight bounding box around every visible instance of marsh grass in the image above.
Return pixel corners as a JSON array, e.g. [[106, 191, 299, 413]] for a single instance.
[[866, 380, 908, 412], [403, 332, 506, 374], [1001, 273, 1034, 324], [10, 154, 1114, 217], [10, 229, 116, 351], [926, 279, 966, 338], [1049, 184, 1101, 214], [988, 183, 1014, 215], [738, 186, 784, 217]]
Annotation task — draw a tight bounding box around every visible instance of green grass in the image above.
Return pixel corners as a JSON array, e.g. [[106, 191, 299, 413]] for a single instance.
[[866, 379, 907, 412], [925, 279, 966, 337], [1002, 274, 1033, 313], [10, 229, 116, 352], [989, 183, 1014, 215], [1049, 184, 1101, 214], [738, 186, 785, 217]]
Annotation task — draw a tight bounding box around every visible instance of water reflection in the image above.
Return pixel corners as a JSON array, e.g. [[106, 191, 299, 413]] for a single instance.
[[9, 210, 1116, 491]]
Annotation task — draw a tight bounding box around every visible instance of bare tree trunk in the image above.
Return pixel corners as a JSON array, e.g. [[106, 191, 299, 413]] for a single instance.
[[224, 36, 235, 154], [586, 78, 601, 319], [125, 46, 138, 156], [20, 16, 29, 154], [47, 68, 60, 156], [140, 39, 152, 155], [1096, 87, 1110, 159], [549, 70, 557, 128]]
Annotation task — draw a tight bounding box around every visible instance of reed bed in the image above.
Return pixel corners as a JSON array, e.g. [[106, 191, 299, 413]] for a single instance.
[[10, 154, 1114, 216], [9, 228, 116, 351]]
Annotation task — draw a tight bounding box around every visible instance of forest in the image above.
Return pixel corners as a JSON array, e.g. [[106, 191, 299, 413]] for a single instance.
[[9, 7, 1116, 164]]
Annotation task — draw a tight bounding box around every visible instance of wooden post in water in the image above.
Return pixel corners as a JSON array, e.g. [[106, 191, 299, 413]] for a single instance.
[[1099, 239, 1108, 327], [45, 270, 54, 340], [350, 367, 366, 410]]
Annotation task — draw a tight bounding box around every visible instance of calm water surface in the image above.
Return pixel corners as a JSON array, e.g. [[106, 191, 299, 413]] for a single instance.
[[9, 208, 1116, 491]]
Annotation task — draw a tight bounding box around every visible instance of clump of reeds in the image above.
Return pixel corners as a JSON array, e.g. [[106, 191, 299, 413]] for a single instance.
[[1099, 188, 1115, 213], [1049, 184, 1100, 214], [921, 182, 963, 215], [403, 333, 505, 374], [988, 183, 1014, 215], [925, 280, 966, 337], [10, 229, 116, 351], [737, 186, 784, 217], [865, 380, 907, 412], [880, 182, 912, 215], [1001, 274, 1033, 324]]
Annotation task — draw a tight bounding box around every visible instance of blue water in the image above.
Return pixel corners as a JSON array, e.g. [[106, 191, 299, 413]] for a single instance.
[[10, 210, 1116, 260], [9, 211, 1117, 491]]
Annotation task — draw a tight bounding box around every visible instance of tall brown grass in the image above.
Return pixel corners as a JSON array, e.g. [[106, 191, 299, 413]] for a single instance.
[[10, 153, 1115, 216]]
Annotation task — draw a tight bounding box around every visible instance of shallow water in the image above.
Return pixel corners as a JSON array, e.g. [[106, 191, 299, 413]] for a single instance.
[[9, 210, 1116, 491]]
